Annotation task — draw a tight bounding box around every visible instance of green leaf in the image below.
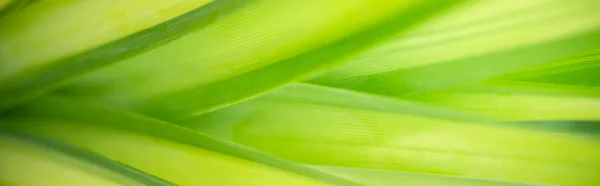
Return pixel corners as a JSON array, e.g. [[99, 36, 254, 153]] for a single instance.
[[412, 81, 600, 121], [307, 0, 600, 96], [55, 0, 466, 121], [2, 97, 358, 185], [182, 83, 600, 185], [0, 0, 227, 111], [0, 129, 172, 186], [183, 83, 597, 136], [312, 166, 530, 186], [2, 1, 598, 185], [496, 49, 600, 87]]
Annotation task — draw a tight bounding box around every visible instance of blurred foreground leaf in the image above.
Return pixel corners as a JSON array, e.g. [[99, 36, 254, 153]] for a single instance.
[[0, 129, 172, 186], [2, 97, 357, 185]]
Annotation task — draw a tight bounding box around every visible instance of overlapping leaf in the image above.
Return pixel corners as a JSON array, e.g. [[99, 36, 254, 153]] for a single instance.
[[53, 0, 464, 121], [182, 83, 600, 185], [497, 50, 600, 87], [307, 0, 600, 96], [2, 97, 358, 185], [1, 0, 599, 185], [0, 129, 173, 186], [0, 0, 233, 110]]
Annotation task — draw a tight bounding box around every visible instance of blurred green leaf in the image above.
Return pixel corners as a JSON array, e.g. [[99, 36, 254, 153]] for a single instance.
[[0, 0, 233, 110], [1, 0, 599, 185], [0, 129, 172, 186], [2, 97, 357, 185], [497, 49, 600, 87], [55, 0, 465, 121], [313, 166, 530, 186], [412, 81, 600, 121], [183, 83, 600, 185], [307, 0, 600, 96]]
